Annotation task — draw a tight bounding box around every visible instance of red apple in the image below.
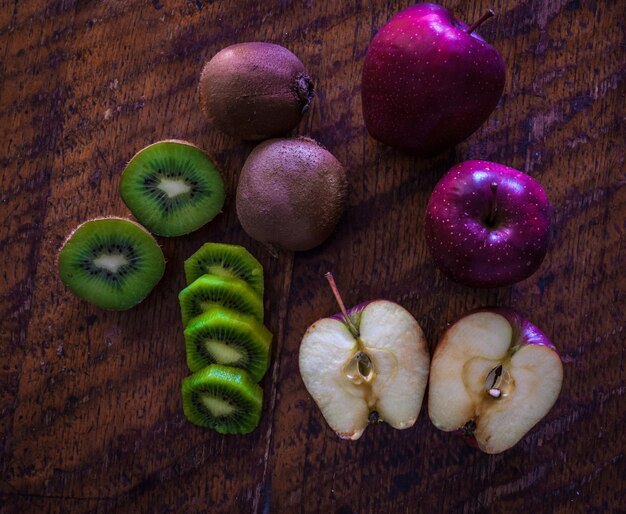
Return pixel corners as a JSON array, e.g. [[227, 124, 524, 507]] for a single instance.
[[361, 3, 505, 155], [428, 308, 563, 454], [298, 273, 430, 440], [425, 160, 551, 287]]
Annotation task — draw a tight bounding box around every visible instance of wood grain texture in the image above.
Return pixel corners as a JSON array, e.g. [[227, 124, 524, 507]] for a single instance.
[[1, 0, 624, 512]]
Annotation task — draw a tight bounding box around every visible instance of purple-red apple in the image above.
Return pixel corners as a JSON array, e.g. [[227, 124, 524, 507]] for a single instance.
[[428, 308, 563, 454], [361, 3, 505, 155], [299, 273, 430, 440], [425, 160, 551, 287]]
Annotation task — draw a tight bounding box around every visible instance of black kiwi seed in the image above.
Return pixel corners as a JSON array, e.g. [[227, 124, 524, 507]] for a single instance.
[[181, 364, 263, 434], [120, 140, 225, 237], [58, 217, 165, 310], [184, 242, 264, 297], [198, 42, 314, 141]]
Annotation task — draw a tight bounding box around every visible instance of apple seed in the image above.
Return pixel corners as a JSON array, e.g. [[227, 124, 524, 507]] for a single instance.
[[343, 351, 374, 385], [485, 364, 513, 399]]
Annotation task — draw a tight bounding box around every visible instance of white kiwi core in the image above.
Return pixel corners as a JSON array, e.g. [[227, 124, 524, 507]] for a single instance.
[[93, 254, 128, 273], [201, 395, 236, 417], [206, 340, 243, 364], [157, 178, 191, 198]]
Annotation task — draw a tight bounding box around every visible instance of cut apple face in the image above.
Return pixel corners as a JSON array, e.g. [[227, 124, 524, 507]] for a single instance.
[[299, 300, 430, 440], [428, 311, 563, 454]]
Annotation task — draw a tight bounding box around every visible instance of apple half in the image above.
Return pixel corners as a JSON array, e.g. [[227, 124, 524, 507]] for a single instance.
[[428, 309, 563, 454], [299, 274, 430, 440]]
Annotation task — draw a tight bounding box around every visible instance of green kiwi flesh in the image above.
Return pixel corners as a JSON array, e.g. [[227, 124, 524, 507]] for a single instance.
[[58, 217, 165, 310], [236, 137, 347, 251], [184, 242, 264, 296], [184, 307, 272, 381], [198, 42, 314, 141], [120, 140, 225, 237], [179, 274, 264, 326], [181, 364, 262, 433]]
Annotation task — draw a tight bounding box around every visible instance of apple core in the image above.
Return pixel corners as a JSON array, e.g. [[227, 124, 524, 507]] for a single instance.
[[344, 351, 374, 385], [485, 364, 513, 398]]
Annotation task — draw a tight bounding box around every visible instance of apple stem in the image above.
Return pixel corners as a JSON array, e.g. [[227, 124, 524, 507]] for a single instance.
[[466, 9, 495, 34], [487, 182, 499, 226], [325, 272, 359, 338]]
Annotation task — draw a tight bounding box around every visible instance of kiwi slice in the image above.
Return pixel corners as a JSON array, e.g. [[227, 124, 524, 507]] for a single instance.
[[184, 307, 272, 381], [181, 364, 263, 433], [184, 242, 264, 297], [119, 140, 225, 237], [58, 217, 165, 310], [179, 274, 264, 326]]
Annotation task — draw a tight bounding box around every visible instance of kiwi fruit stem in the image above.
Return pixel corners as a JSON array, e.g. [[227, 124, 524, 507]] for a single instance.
[[294, 73, 315, 113]]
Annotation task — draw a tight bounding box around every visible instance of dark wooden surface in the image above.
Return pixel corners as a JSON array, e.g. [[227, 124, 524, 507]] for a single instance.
[[1, 1, 624, 512]]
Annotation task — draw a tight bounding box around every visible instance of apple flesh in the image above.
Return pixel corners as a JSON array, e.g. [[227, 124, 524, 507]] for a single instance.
[[299, 274, 430, 440], [361, 3, 505, 155], [428, 309, 563, 454], [425, 160, 551, 287]]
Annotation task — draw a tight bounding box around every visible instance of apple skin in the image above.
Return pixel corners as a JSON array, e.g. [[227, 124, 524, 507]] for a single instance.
[[429, 307, 563, 454], [487, 307, 558, 351], [361, 3, 505, 155], [425, 160, 551, 288], [329, 301, 371, 324]]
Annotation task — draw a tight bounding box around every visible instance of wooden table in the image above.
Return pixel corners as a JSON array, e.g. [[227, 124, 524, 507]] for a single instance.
[[1, 1, 624, 512]]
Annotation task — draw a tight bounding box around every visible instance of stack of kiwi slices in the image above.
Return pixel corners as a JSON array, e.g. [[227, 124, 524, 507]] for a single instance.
[[178, 243, 272, 434]]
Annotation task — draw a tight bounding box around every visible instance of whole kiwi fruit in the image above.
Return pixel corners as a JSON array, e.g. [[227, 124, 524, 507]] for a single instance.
[[198, 42, 314, 141], [236, 137, 347, 252]]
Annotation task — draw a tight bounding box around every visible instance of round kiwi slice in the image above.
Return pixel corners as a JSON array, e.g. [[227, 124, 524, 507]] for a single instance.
[[179, 274, 264, 326], [119, 140, 225, 237], [181, 364, 263, 433], [184, 307, 272, 381], [58, 217, 165, 310], [184, 242, 264, 297], [236, 137, 347, 251], [198, 42, 314, 140]]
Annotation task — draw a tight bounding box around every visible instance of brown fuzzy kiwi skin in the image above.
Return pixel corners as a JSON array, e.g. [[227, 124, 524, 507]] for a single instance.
[[235, 137, 347, 252], [57, 216, 161, 265], [124, 139, 219, 171], [198, 42, 314, 141]]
